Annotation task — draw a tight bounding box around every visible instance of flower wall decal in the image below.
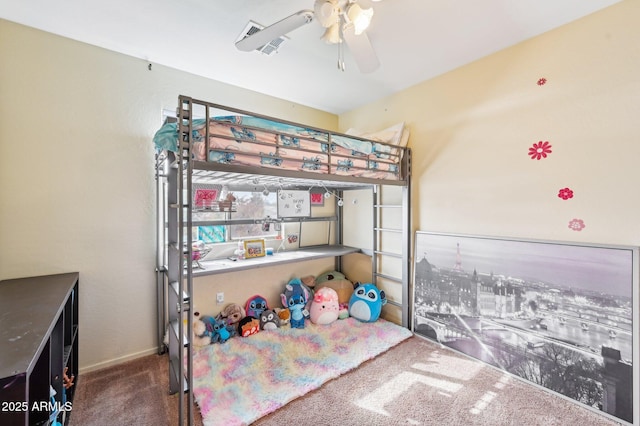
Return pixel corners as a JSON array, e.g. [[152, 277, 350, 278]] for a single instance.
[[537, 78, 547, 86], [568, 218, 586, 232], [558, 187, 574, 200], [528, 141, 552, 160]]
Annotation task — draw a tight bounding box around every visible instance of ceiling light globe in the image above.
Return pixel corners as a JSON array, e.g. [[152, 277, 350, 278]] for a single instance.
[[321, 23, 341, 44], [347, 4, 374, 35], [314, 0, 339, 28]]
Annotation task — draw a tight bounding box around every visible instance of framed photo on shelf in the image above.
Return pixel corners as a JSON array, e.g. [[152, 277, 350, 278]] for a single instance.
[[244, 239, 266, 259], [193, 184, 221, 209], [310, 192, 324, 206], [412, 231, 638, 425]]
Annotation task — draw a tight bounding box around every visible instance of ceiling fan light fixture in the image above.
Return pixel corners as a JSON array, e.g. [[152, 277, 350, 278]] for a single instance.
[[320, 22, 341, 44], [314, 0, 339, 28], [346, 3, 374, 35]]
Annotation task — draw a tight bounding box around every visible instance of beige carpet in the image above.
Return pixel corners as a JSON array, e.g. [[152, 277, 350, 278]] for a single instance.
[[70, 336, 621, 425]]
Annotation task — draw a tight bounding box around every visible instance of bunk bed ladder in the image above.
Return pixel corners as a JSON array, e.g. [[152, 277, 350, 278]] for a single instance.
[[371, 181, 411, 328], [164, 96, 196, 425]]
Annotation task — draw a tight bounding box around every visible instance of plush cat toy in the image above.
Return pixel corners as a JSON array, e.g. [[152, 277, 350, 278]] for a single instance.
[[281, 278, 310, 329], [348, 283, 386, 322]]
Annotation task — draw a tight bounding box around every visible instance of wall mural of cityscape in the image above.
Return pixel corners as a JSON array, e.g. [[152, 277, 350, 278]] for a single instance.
[[412, 232, 637, 424]]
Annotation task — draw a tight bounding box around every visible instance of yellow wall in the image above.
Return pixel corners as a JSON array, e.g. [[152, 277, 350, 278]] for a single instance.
[[0, 19, 337, 372], [340, 0, 640, 247]]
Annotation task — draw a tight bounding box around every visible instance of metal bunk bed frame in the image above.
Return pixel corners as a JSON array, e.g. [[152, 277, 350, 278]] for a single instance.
[[155, 95, 412, 425]]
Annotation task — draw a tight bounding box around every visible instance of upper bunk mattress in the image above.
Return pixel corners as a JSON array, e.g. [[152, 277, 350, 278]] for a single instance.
[[153, 115, 406, 181]]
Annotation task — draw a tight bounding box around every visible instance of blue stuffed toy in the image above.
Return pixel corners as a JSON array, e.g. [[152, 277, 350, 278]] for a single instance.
[[201, 315, 236, 343], [280, 278, 310, 329], [348, 283, 386, 322], [245, 295, 269, 319]]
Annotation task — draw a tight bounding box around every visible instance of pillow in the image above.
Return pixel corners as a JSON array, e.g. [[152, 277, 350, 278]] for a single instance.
[[346, 122, 410, 160], [346, 122, 409, 147]]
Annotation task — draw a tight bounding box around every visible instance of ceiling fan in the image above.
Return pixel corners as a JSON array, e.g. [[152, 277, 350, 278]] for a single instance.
[[235, 0, 382, 73]]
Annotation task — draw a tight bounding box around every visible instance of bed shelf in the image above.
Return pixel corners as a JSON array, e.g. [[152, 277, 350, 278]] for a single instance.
[[193, 245, 362, 277]]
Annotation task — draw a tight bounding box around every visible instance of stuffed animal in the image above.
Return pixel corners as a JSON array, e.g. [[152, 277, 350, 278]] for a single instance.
[[300, 275, 316, 315], [201, 315, 236, 344], [348, 283, 386, 322], [315, 271, 354, 318], [217, 303, 246, 326], [237, 316, 261, 337], [274, 307, 290, 325], [259, 309, 281, 330], [309, 287, 340, 325], [192, 311, 213, 346], [281, 278, 310, 329], [245, 295, 269, 319]]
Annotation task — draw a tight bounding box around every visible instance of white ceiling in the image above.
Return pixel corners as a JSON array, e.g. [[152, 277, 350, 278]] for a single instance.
[[0, 0, 621, 114]]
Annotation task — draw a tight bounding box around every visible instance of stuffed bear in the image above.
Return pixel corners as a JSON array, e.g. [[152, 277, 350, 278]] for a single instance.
[[281, 278, 310, 329], [348, 283, 386, 322], [309, 287, 340, 325], [217, 303, 246, 326], [259, 309, 281, 330]]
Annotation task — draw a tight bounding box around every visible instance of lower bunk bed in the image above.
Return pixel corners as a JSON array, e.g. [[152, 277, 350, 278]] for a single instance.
[[191, 317, 412, 426]]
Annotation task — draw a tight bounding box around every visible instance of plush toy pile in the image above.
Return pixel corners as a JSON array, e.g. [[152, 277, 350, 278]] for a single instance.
[[184, 270, 387, 347]]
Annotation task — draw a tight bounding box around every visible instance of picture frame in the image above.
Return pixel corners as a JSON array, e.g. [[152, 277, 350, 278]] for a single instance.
[[310, 192, 324, 206], [243, 239, 266, 259], [413, 231, 638, 425], [193, 183, 221, 209]]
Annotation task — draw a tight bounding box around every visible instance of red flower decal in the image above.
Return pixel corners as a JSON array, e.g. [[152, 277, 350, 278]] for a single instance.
[[568, 219, 585, 232], [537, 78, 547, 86], [528, 141, 552, 160], [558, 188, 574, 200]]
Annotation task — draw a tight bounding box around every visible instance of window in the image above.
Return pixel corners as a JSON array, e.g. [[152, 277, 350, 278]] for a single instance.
[[192, 190, 279, 244], [230, 191, 278, 240]]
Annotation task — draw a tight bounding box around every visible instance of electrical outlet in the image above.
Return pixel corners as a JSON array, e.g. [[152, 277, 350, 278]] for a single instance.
[[216, 292, 224, 304]]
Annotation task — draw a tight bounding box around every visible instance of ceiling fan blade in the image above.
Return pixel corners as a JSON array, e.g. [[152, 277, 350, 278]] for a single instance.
[[236, 10, 314, 52], [342, 25, 380, 73]]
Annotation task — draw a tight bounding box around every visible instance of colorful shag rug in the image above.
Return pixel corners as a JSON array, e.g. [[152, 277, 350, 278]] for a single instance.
[[191, 317, 413, 426]]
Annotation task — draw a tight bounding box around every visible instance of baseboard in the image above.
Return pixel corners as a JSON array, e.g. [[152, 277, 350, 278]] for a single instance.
[[79, 347, 161, 374]]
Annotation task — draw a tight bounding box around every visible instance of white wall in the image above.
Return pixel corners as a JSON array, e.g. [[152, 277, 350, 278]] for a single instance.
[[0, 19, 337, 372]]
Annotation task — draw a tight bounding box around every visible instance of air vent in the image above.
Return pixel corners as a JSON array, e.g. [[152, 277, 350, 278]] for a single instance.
[[237, 21, 287, 56]]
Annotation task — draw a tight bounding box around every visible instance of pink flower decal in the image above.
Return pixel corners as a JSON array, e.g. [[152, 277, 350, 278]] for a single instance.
[[558, 188, 574, 200], [537, 78, 547, 86], [528, 141, 552, 160], [568, 219, 585, 232]]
